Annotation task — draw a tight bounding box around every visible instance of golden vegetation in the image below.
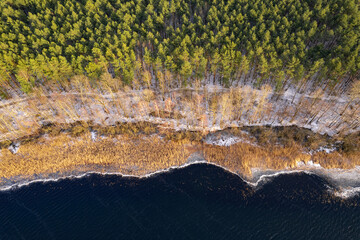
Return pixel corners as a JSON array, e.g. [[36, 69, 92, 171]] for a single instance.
[[0, 133, 192, 181], [203, 141, 311, 176], [0, 124, 359, 184]]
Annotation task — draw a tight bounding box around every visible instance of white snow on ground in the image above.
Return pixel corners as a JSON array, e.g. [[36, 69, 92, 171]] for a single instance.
[[334, 187, 360, 198], [306, 144, 339, 155], [325, 166, 360, 198], [1, 84, 359, 142], [204, 131, 256, 147], [8, 142, 20, 154], [205, 135, 242, 146], [305, 160, 322, 168], [282, 88, 298, 102], [316, 146, 337, 154], [90, 130, 97, 142], [296, 160, 324, 168]]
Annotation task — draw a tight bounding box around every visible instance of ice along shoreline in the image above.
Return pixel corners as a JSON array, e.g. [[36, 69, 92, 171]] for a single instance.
[[1, 160, 360, 200]]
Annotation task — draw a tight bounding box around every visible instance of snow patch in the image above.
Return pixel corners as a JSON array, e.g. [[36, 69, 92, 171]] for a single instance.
[[333, 187, 360, 199], [8, 142, 20, 154], [90, 130, 97, 142], [306, 160, 322, 168], [316, 146, 337, 154], [296, 160, 322, 168], [205, 135, 242, 146]]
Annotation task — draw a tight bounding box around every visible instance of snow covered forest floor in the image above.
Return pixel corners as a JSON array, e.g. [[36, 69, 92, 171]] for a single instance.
[[0, 83, 358, 143]]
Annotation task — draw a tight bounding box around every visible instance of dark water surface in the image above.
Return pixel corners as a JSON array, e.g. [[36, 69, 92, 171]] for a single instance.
[[0, 164, 359, 240]]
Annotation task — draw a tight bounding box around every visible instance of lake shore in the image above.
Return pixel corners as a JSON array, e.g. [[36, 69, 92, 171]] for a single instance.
[[1, 121, 359, 192]]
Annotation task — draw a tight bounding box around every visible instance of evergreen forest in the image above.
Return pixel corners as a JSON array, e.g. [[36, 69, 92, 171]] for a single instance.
[[0, 0, 359, 96]]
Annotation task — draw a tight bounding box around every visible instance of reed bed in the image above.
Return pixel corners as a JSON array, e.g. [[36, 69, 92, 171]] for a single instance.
[[0, 133, 192, 181], [203, 142, 311, 176], [0, 127, 359, 183]]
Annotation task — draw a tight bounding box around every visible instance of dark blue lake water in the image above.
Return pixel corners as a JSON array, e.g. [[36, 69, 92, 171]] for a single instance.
[[0, 164, 359, 240]]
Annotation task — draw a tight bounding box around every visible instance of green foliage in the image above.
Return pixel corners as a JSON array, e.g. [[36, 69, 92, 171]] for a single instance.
[[16, 69, 34, 93], [0, 0, 359, 93]]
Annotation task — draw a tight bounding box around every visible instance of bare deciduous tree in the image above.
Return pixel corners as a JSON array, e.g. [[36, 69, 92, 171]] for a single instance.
[[341, 80, 360, 116]]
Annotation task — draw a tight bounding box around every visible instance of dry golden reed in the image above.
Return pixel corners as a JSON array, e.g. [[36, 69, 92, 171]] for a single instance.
[[1, 129, 358, 183], [0, 133, 192, 180]]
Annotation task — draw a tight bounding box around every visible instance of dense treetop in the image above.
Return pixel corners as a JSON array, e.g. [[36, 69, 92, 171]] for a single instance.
[[0, 0, 359, 94]]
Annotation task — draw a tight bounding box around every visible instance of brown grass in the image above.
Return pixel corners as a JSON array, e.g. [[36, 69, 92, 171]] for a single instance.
[[1, 126, 358, 184], [203, 141, 311, 176], [0, 133, 192, 180]]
